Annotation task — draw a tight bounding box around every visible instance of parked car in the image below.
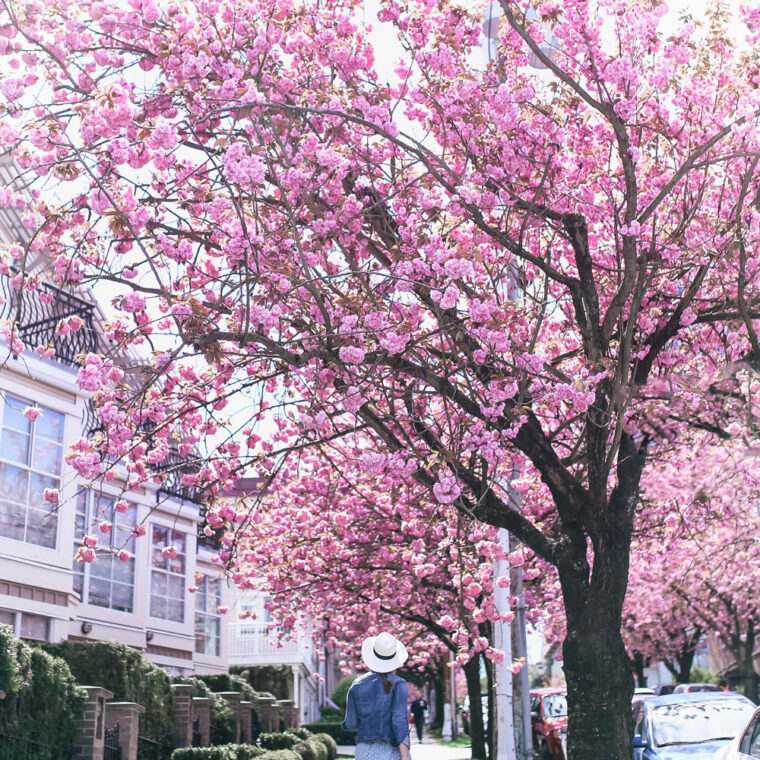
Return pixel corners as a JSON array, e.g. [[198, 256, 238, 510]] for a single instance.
[[631, 692, 755, 760], [653, 684, 675, 696], [715, 703, 760, 760], [671, 682, 719, 694], [634, 688, 656, 697], [460, 694, 488, 735], [530, 688, 567, 760]]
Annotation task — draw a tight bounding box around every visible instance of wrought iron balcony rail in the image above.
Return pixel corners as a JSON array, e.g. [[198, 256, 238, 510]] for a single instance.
[[0, 271, 100, 366]]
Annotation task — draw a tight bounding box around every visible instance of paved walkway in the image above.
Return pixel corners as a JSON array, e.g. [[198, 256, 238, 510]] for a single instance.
[[337, 737, 472, 760]]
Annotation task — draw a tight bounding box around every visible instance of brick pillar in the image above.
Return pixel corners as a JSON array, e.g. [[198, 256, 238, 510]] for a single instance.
[[270, 701, 281, 733], [277, 700, 298, 729], [105, 702, 145, 760], [216, 692, 242, 743], [257, 696, 275, 733], [192, 697, 211, 746], [72, 686, 114, 760], [172, 683, 196, 748], [239, 700, 252, 743]]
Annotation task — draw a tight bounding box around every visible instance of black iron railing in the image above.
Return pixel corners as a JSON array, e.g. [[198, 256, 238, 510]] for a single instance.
[[103, 723, 122, 760], [0, 271, 100, 366], [136, 735, 159, 760], [192, 716, 201, 747], [155, 445, 204, 505]]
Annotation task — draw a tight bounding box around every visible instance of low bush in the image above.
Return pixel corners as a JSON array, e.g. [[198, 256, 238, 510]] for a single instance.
[[257, 751, 301, 760], [0, 626, 85, 760], [312, 733, 338, 760], [258, 732, 300, 751], [170, 745, 265, 760], [301, 722, 355, 746], [285, 728, 312, 741], [43, 640, 172, 749]]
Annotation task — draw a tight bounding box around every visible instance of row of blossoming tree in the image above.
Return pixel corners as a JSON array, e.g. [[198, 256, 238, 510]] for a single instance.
[[3, 0, 760, 757]]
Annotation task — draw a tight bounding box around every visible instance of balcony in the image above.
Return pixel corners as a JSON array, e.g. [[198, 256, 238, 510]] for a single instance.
[[0, 272, 100, 367], [228, 622, 318, 670]]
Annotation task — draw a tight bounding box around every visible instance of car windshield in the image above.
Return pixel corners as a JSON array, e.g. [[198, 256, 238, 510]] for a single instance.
[[543, 694, 567, 719], [651, 699, 754, 747]]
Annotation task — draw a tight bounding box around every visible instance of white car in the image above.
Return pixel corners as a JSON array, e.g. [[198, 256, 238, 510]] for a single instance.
[[715, 704, 760, 759]]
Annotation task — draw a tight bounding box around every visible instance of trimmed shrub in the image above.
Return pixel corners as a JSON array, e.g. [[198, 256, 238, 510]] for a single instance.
[[285, 728, 312, 741], [258, 732, 299, 751], [301, 722, 355, 746], [313, 733, 338, 760], [0, 626, 85, 760], [171, 748, 237, 760], [316, 706, 343, 723], [257, 752, 301, 760], [231, 666, 292, 701], [171, 746, 265, 760], [330, 676, 355, 711], [43, 640, 172, 749], [194, 673, 258, 702], [291, 741, 318, 760]]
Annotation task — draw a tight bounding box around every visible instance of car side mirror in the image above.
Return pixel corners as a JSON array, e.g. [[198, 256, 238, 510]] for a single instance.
[[530, 711, 539, 721], [632, 734, 647, 749]]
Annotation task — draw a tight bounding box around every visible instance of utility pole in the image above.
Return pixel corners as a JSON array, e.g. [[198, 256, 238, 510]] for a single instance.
[[494, 527, 517, 759]]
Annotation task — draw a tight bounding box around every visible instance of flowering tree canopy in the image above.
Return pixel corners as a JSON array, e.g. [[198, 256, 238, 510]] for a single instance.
[[3, 0, 760, 756]]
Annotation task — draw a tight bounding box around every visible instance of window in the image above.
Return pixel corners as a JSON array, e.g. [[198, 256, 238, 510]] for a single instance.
[[0, 395, 64, 548], [73, 492, 136, 612], [150, 525, 186, 622], [0, 608, 50, 641], [194, 575, 221, 656]]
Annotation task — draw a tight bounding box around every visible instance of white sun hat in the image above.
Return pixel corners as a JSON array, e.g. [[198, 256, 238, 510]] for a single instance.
[[361, 631, 409, 673]]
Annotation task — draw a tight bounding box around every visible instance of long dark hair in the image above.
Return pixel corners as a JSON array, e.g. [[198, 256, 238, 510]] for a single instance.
[[379, 672, 392, 694]]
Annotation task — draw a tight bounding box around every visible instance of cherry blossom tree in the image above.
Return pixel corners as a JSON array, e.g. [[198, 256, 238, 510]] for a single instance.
[[229, 449, 515, 759], [3, 0, 760, 756], [628, 438, 760, 701]]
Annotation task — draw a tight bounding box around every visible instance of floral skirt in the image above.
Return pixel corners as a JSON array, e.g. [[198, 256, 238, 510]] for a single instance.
[[355, 741, 404, 760]]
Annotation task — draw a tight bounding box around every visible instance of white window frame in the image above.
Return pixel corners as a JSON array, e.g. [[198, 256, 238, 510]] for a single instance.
[[0, 394, 65, 549], [73, 491, 137, 613], [194, 574, 222, 656], [149, 524, 187, 623]]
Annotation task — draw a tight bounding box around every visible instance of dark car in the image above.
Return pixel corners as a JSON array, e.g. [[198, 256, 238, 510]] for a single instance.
[[530, 688, 567, 760], [671, 682, 719, 694], [632, 691, 755, 760]]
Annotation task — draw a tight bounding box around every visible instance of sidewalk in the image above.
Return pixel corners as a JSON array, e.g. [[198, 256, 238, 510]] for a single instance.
[[337, 737, 472, 760]]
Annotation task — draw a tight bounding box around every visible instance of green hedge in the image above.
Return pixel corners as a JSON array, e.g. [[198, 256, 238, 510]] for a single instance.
[[0, 626, 85, 760], [316, 706, 343, 723], [258, 751, 300, 760], [42, 640, 173, 749], [285, 728, 312, 741], [171, 745, 265, 760], [231, 666, 292, 701], [170, 734, 333, 760], [330, 677, 355, 711], [258, 732, 299, 751], [301, 722, 355, 746]]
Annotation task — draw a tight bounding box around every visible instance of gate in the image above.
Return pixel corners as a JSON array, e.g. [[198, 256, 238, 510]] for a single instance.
[[103, 723, 122, 760], [136, 735, 160, 760], [192, 716, 201, 747]]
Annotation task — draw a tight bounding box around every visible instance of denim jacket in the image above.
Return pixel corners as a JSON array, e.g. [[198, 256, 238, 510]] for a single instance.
[[342, 672, 410, 747]]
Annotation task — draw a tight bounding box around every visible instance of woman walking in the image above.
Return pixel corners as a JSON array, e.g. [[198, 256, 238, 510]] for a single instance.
[[342, 631, 411, 760]]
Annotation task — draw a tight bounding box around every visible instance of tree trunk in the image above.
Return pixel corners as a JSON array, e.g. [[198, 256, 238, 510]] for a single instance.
[[560, 521, 635, 760], [675, 649, 695, 683], [484, 653, 494, 760], [740, 622, 759, 703], [431, 662, 445, 731], [631, 652, 647, 687], [464, 656, 487, 760]]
